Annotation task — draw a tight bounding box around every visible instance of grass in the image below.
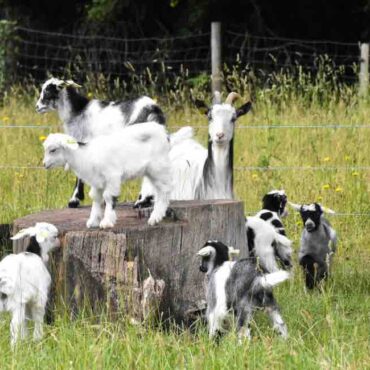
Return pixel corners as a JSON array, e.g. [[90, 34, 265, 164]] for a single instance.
[[0, 73, 369, 368]]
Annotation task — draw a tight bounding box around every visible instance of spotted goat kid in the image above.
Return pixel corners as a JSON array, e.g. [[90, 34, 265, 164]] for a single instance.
[[197, 240, 289, 341]]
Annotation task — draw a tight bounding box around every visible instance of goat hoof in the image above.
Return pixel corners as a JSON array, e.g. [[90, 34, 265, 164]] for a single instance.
[[148, 214, 162, 226], [68, 199, 80, 208], [99, 219, 115, 229], [86, 218, 100, 228]]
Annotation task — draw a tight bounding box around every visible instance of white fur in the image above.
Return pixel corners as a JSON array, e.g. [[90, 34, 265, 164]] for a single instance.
[[43, 123, 172, 228], [0, 223, 59, 347], [246, 216, 292, 273], [136, 100, 240, 205]]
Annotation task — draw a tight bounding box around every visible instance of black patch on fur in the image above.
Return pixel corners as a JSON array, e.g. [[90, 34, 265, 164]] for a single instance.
[[26, 236, 41, 257], [260, 211, 273, 221], [299, 254, 327, 289], [246, 227, 255, 256], [204, 240, 230, 267], [134, 105, 166, 125], [43, 84, 59, 101], [262, 193, 287, 215], [133, 195, 154, 209], [112, 196, 119, 209], [271, 219, 283, 229], [99, 100, 110, 108], [300, 203, 323, 232], [1, 293, 7, 300], [66, 87, 90, 116]]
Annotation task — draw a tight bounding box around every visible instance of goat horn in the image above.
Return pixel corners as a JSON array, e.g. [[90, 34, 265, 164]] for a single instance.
[[319, 205, 336, 214], [225, 92, 241, 105]]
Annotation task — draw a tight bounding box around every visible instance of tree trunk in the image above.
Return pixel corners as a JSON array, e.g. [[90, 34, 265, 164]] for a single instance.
[[12, 200, 247, 323]]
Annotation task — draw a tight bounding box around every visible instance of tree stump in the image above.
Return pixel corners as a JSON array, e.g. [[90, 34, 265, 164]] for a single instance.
[[12, 200, 247, 323]]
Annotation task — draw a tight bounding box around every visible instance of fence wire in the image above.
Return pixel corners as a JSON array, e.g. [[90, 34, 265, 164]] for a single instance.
[[12, 25, 361, 84]]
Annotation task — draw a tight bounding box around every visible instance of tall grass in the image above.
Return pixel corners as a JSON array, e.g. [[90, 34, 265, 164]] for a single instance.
[[0, 66, 369, 368]]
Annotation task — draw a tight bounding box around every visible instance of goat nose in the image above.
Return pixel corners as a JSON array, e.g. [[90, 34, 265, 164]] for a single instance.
[[216, 132, 224, 139]]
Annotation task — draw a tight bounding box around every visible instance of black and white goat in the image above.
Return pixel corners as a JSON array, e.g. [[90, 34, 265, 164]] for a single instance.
[[245, 216, 292, 273], [290, 202, 337, 289], [255, 190, 292, 269], [36, 78, 165, 208], [0, 223, 59, 347], [197, 240, 289, 340], [135, 92, 252, 207]]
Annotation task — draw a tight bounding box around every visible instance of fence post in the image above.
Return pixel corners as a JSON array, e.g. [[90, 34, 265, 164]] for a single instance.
[[211, 22, 222, 94], [359, 43, 369, 97]]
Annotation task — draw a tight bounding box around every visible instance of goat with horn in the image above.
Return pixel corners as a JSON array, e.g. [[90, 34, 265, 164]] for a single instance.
[[135, 91, 252, 207]]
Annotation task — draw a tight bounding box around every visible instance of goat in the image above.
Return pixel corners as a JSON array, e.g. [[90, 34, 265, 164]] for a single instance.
[[134, 92, 252, 207], [289, 202, 337, 289], [255, 190, 292, 269], [245, 216, 292, 273], [0, 223, 59, 347], [36, 78, 166, 208], [42, 124, 172, 228], [197, 240, 289, 341]]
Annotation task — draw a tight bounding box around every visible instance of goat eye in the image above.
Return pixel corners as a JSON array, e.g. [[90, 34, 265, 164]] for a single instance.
[[50, 149, 57, 153]]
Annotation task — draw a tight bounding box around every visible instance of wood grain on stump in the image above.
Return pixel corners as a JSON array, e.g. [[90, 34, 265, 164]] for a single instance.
[[12, 200, 247, 322]]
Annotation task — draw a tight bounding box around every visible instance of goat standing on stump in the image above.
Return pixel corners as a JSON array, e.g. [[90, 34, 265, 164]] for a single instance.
[[290, 202, 338, 289], [197, 240, 289, 341], [135, 92, 252, 207], [255, 190, 292, 269], [42, 124, 172, 228], [36, 78, 165, 208], [0, 223, 59, 347]]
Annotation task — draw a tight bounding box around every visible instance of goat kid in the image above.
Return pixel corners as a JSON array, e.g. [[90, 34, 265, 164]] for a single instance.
[[0, 223, 59, 347], [135, 92, 252, 207], [36, 78, 165, 208], [255, 190, 292, 269], [197, 240, 289, 341], [290, 202, 337, 289], [42, 124, 172, 228], [246, 216, 292, 273]]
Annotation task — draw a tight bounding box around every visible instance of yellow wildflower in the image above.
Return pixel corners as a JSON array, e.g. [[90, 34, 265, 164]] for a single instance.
[[317, 195, 323, 201], [39, 135, 47, 142], [323, 157, 330, 162], [2, 116, 9, 122], [335, 186, 343, 192], [322, 184, 330, 190], [352, 171, 359, 177], [87, 92, 93, 99], [252, 173, 259, 179], [344, 155, 351, 161]]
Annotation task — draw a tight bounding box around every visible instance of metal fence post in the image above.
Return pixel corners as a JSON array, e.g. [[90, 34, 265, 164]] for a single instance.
[[211, 22, 222, 94], [359, 43, 369, 97]]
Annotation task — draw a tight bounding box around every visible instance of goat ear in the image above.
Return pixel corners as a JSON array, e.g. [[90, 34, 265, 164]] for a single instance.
[[236, 101, 252, 118], [10, 227, 36, 240], [65, 80, 82, 88], [194, 99, 209, 115], [288, 202, 302, 211], [62, 137, 79, 150]]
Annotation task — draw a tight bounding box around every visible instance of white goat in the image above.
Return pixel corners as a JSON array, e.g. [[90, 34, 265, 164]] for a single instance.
[[0, 223, 59, 347], [36, 78, 166, 208], [197, 240, 289, 340], [245, 216, 292, 273], [135, 92, 252, 207], [42, 123, 172, 228]]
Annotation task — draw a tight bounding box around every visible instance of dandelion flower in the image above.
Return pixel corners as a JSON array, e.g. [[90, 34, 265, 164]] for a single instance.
[[317, 195, 323, 201], [323, 157, 330, 162], [252, 173, 259, 179], [2, 116, 9, 122], [322, 184, 330, 190], [39, 135, 47, 142], [335, 186, 343, 192], [87, 92, 93, 99]]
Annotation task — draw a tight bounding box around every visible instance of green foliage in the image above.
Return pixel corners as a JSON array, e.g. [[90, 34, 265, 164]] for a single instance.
[[0, 20, 17, 94]]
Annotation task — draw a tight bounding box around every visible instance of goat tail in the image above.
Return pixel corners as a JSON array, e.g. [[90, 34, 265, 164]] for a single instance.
[[169, 126, 193, 147], [274, 232, 292, 248], [257, 270, 290, 290]]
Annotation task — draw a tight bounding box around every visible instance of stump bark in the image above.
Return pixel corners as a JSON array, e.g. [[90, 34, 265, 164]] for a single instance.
[[12, 200, 247, 322]]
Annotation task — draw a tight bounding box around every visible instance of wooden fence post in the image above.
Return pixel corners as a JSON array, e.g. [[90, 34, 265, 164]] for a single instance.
[[359, 43, 369, 97], [211, 22, 222, 95]]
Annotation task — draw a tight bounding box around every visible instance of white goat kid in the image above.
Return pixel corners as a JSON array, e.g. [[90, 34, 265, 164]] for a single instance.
[[135, 92, 252, 207], [36, 78, 166, 208], [0, 223, 59, 347], [42, 124, 171, 228]]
